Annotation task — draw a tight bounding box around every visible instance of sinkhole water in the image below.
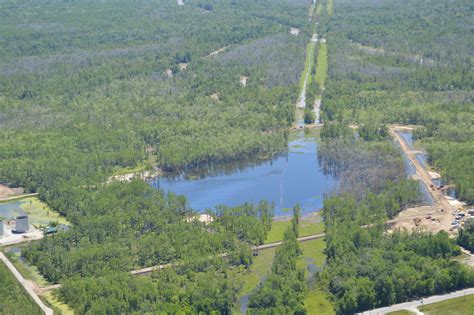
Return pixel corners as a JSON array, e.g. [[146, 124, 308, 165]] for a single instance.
[[151, 130, 337, 216]]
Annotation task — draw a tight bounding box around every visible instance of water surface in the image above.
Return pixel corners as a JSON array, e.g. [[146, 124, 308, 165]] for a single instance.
[[396, 131, 434, 205], [0, 201, 26, 220], [152, 130, 336, 216]]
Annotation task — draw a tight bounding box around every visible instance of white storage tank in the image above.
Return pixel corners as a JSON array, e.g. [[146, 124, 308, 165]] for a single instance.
[[15, 215, 29, 233]]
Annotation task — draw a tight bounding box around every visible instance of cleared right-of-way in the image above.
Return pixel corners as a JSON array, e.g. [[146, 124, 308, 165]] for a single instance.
[[360, 288, 474, 315], [388, 125, 465, 234]]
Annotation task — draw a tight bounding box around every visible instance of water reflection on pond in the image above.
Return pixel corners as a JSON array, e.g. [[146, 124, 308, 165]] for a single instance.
[[151, 130, 337, 216]]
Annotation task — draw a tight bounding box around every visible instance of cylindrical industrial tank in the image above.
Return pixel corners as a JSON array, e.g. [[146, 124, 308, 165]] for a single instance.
[[15, 215, 29, 233], [0, 220, 4, 236]]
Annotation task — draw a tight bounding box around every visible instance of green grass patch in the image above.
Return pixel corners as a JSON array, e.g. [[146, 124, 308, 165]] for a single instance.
[[298, 239, 334, 315], [266, 221, 291, 243], [420, 294, 474, 315], [316, 2, 323, 16], [305, 289, 335, 315], [0, 197, 69, 227], [327, 0, 333, 16], [112, 163, 150, 176], [297, 238, 326, 282], [308, 4, 315, 17], [237, 222, 328, 313], [265, 217, 324, 244], [298, 238, 326, 269], [387, 311, 416, 315], [112, 152, 157, 176], [299, 41, 317, 91], [299, 219, 325, 238], [291, 144, 305, 149], [43, 292, 74, 315], [20, 197, 69, 226], [233, 247, 277, 313], [314, 43, 328, 88], [112, 165, 148, 176]]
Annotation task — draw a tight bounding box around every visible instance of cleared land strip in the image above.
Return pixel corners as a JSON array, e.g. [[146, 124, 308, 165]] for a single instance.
[[0, 193, 39, 202], [360, 288, 474, 314], [389, 125, 461, 233], [389, 125, 450, 208], [131, 232, 326, 275], [0, 252, 53, 315]]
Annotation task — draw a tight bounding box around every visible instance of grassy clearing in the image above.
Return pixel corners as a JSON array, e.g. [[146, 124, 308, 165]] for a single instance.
[[298, 238, 326, 269], [314, 43, 328, 88], [43, 292, 74, 315], [300, 219, 325, 238], [387, 311, 416, 315], [308, 4, 315, 17], [420, 294, 474, 315], [20, 197, 69, 226], [327, 0, 334, 16], [0, 197, 69, 227], [112, 164, 149, 176], [265, 218, 324, 244], [112, 153, 157, 176], [305, 289, 335, 315], [297, 238, 326, 282], [316, 2, 323, 16], [299, 41, 317, 91], [266, 221, 291, 243], [240, 225, 331, 314], [297, 239, 335, 315], [233, 248, 277, 313]]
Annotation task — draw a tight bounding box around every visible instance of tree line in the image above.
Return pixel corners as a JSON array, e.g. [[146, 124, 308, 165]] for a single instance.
[[247, 205, 306, 314]]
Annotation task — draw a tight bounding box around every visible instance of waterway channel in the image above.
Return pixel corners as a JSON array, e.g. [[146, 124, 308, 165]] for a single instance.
[[150, 129, 337, 216], [395, 130, 458, 205]]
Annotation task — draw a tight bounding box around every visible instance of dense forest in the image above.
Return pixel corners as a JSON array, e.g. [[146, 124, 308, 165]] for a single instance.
[[1, 0, 473, 313], [0, 0, 311, 199], [317, 122, 474, 314], [458, 219, 474, 252], [315, 0, 474, 313], [321, 0, 474, 203], [23, 180, 277, 313], [0, 0, 315, 313]]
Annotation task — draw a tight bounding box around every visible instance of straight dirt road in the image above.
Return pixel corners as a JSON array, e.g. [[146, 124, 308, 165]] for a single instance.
[[361, 288, 474, 314], [389, 125, 454, 211], [0, 252, 53, 315], [388, 125, 463, 233]]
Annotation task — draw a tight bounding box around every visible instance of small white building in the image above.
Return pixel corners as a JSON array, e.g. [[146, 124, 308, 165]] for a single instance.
[[290, 27, 300, 36]]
